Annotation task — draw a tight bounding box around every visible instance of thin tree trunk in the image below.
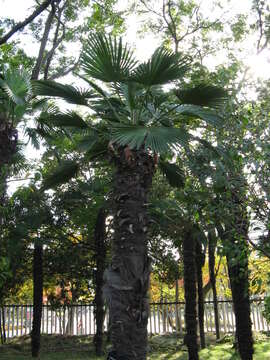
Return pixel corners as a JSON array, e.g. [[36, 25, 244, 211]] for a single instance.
[[183, 228, 199, 360], [93, 208, 107, 356], [0, 322, 3, 345], [208, 231, 220, 340], [0, 307, 4, 344], [104, 146, 155, 360], [31, 2, 56, 80], [31, 243, 43, 358], [196, 241, 205, 349], [175, 274, 181, 333]]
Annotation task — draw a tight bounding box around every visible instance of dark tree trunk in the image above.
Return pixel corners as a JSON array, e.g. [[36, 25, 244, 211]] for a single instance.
[[93, 207, 107, 356], [196, 241, 205, 349], [0, 306, 6, 344], [31, 243, 43, 358], [217, 188, 254, 360], [208, 231, 220, 340], [226, 239, 253, 360], [183, 229, 199, 360], [104, 146, 155, 360]]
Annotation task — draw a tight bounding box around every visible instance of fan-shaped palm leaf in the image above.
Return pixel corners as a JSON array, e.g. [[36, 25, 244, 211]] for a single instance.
[[130, 48, 190, 86], [38, 111, 88, 129], [0, 68, 31, 105], [175, 104, 223, 127], [174, 84, 228, 109], [41, 160, 79, 191], [111, 124, 191, 153], [32, 80, 95, 106], [159, 160, 185, 188], [81, 33, 137, 82]]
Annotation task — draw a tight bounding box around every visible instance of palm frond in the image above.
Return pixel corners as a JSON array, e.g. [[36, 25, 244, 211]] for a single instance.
[[130, 48, 190, 86], [41, 160, 79, 191], [0, 68, 31, 105], [175, 104, 223, 127], [111, 124, 190, 153], [24, 127, 40, 150], [76, 132, 98, 152], [38, 111, 88, 129], [159, 160, 185, 188], [174, 84, 228, 109], [81, 33, 137, 82], [33, 80, 95, 106]]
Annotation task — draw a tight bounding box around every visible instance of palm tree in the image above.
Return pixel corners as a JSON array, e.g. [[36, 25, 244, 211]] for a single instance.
[[0, 69, 32, 190], [35, 33, 226, 359]]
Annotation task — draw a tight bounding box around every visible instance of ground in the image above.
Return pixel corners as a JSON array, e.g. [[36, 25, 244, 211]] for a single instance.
[[0, 334, 270, 359]]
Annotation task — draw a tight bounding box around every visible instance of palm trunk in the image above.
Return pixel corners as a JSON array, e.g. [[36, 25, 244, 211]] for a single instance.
[[183, 228, 199, 360], [226, 240, 253, 360], [208, 231, 220, 340], [196, 241, 205, 349], [104, 146, 155, 360], [217, 218, 253, 360], [31, 243, 43, 358], [93, 208, 107, 356]]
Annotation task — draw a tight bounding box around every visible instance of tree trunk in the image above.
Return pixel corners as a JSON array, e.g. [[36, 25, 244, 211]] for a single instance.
[[93, 207, 107, 356], [217, 216, 253, 360], [31, 2, 56, 80], [175, 274, 181, 333], [226, 239, 253, 360], [196, 241, 205, 349], [0, 306, 5, 344], [208, 231, 220, 340], [103, 146, 155, 360], [31, 243, 43, 358], [183, 228, 199, 360]]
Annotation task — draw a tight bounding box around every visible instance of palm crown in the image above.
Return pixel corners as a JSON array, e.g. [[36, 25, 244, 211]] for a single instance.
[[34, 33, 226, 187]]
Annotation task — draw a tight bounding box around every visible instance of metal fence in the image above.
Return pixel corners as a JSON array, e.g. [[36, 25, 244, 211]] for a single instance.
[[1, 298, 268, 339]]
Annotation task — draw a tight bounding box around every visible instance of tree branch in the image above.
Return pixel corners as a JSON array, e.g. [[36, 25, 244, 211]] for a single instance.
[[48, 60, 80, 80], [43, 2, 67, 79], [31, 2, 57, 80], [0, 0, 54, 45]]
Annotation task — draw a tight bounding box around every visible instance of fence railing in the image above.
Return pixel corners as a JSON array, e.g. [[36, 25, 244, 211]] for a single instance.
[[0, 298, 268, 339]]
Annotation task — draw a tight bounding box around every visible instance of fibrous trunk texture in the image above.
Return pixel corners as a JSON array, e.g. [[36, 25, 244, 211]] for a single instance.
[[183, 229, 199, 360], [93, 208, 107, 356], [208, 232, 220, 340], [31, 243, 43, 358], [104, 147, 155, 360], [196, 241, 205, 349]]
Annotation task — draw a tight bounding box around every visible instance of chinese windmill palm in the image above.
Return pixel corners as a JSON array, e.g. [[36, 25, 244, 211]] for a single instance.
[[0, 68, 56, 173], [34, 32, 227, 360], [0, 68, 32, 169]]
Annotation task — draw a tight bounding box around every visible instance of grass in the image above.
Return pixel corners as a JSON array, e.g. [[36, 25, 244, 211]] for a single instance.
[[0, 333, 270, 359]]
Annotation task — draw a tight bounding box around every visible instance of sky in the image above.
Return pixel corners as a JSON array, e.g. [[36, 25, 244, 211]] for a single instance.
[[1, 0, 269, 76], [0, 0, 270, 193]]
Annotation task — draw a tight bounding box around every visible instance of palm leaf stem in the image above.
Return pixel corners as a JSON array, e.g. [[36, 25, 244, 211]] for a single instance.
[[77, 73, 123, 124]]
